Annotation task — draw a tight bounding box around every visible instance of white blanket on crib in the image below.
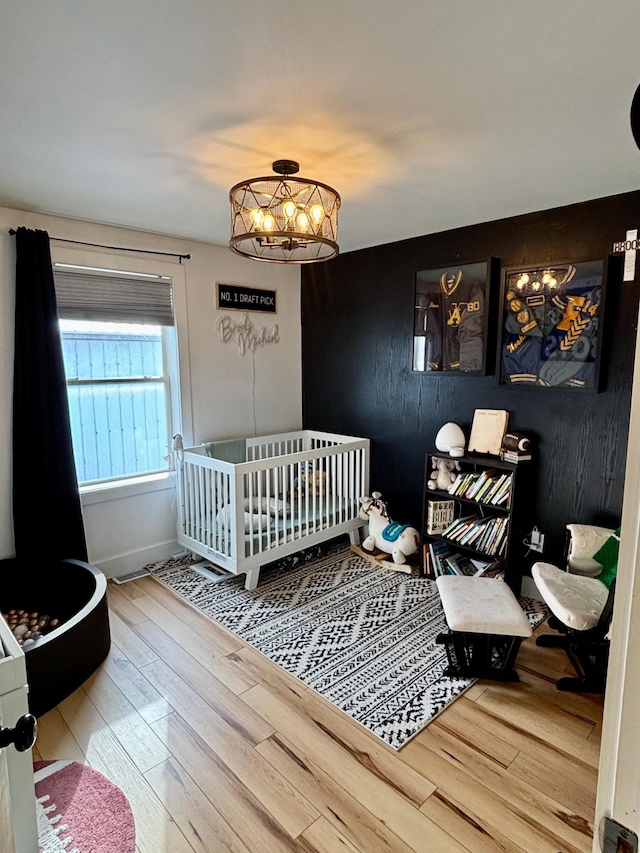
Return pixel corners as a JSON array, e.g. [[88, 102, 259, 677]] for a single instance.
[[217, 497, 290, 533]]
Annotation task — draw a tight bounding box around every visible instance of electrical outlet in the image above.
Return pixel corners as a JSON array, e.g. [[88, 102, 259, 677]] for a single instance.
[[529, 528, 545, 552]]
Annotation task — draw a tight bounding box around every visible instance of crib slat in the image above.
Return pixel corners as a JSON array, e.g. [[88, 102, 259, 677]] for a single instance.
[[248, 471, 254, 557], [340, 453, 346, 525], [203, 467, 210, 548], [309, 457, 315, 534], [350, 450, 356, 519], [257, 469, 263, 553], [355, 450, 360, 517], [188, 463, 195, 540], [214, 469, 219, 553], [266, 467, 272, 551], [197, 465, 204, 544], [183, 463, 190, 539], [226, 472, 231, 556], [297, 462, 303, 541], [325, 456, 329, 530], [331, 453, 336, 527], [279, 464, 285, 546], [218, 470, 223, 555]]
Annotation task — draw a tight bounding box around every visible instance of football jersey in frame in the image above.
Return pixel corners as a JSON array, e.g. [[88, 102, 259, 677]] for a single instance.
[[413, 260, 490, 373], [500, 260, 604, 389]]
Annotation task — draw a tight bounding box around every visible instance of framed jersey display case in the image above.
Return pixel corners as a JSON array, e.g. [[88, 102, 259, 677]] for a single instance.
[[413, 258, 497, 374], [498, 259, 606, 390]]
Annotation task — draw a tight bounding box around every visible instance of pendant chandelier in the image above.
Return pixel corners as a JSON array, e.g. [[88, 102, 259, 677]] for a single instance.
[[229, 159, 340, 263]]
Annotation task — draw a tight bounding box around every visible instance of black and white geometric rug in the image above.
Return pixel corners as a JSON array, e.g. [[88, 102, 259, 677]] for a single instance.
[[150, 546, 547, 750]]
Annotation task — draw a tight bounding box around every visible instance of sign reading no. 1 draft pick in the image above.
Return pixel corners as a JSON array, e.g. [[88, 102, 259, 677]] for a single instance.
[[216, 282, 277, 313]]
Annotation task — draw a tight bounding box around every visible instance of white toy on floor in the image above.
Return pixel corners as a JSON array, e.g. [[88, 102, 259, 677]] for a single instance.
[[358, 492, 421, 564]]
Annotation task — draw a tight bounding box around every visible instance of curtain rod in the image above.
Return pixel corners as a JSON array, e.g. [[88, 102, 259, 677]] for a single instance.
[[8, 229, 191, 262]]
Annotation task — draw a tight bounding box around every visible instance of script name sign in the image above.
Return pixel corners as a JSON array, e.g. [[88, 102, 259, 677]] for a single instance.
[[217, 282, 277, 313]]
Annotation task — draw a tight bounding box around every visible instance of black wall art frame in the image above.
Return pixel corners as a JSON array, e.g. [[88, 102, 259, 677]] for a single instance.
[[412, 258, 499, 375], [498, 258, 609, 391]]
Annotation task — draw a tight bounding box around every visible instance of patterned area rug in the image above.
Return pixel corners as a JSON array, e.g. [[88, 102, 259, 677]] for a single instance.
[[151, 546, 547, 750]]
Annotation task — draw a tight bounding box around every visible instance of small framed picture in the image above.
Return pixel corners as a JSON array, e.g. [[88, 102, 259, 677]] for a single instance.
[[498, 259, 605, 390], [412, 259, 498, 375]]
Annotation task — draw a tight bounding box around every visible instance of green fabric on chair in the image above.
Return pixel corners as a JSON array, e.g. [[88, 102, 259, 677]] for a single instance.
[[593, 527, 621, 589]]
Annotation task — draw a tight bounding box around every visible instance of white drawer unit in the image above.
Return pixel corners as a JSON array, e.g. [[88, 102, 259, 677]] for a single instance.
[[0, 615, 38, 853]]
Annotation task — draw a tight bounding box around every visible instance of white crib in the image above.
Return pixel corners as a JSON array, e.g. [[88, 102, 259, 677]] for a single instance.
[[176, 430, 370, 589]]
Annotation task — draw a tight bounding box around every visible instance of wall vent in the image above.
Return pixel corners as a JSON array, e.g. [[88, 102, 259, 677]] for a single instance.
[[112, 568, 151, 584]]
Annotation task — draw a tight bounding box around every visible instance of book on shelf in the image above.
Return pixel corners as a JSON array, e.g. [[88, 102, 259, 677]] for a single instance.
[[499, 449, 532, 463], [443, 552, 463, 574], [444, 552, 476, 576], [482, 473, 507, 503], [484, 520, 504, 555], [466, 472, 492, 500], [423, 544, 431, 576], [426, 500, 455, 534], [494, 486, 512, 506], [429, 539, 451, 576], [447, 473, 465, 495], [474, 560, 505, 580], [475, 472, 499, 502], [425, 538, 504, 579], [461, 519, 489, 546], [478, 520, 497, 552], [451, 473, 478, 497], [466, 472, 487, 500], [441, 515, 478, 540]]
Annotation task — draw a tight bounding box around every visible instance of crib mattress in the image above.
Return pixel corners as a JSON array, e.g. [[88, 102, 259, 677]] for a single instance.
[[190, 498, 353, 558], [244, 499, 351, 555]]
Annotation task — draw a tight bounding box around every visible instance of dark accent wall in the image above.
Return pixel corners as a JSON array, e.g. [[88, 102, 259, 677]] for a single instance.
[[302, 191, 640, 568]]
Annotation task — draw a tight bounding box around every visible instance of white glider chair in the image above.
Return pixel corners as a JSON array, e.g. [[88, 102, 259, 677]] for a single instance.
[[531, 524, 619, 693], [565, 523, 616, 576]]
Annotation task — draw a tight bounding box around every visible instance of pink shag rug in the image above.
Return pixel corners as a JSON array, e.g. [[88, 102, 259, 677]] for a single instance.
[[34, 760, 135, 853]]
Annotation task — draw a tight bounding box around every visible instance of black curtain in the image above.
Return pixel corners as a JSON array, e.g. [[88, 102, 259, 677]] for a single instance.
[[12, 227, 88, 562]]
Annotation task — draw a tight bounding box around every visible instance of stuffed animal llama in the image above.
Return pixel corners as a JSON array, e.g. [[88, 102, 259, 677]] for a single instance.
[[358, 492, 421, 564]]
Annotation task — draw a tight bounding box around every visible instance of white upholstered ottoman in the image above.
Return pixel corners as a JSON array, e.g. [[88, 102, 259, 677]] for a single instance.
[[436, 575, 532, 681]]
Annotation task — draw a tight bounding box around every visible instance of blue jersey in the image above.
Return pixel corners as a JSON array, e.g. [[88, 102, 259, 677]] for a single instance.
[[502, 276, 601, 387]]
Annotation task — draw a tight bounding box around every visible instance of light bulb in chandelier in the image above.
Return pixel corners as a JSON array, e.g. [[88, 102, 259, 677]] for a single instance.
[[297, 211, 309, 231], [282, 200, 296, 219], [310, 204, 324, 225], [250, 208, 264, 228]]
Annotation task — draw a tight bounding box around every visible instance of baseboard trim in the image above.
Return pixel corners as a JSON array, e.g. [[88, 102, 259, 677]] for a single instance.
[[92, 540, 179, 579]]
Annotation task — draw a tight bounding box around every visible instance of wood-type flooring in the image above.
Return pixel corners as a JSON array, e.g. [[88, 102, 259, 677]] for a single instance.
[[33, 576, 604, 853]]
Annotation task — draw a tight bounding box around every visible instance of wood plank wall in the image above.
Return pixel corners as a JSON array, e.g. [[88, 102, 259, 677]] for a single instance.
[[301, 191, 640, 566]]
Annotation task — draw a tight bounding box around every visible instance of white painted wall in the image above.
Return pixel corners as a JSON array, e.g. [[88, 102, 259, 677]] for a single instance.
[[0, 205, 301, 575]]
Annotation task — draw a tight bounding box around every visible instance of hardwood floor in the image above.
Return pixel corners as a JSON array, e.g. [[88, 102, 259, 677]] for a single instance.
[[34, 576, 603, 853]]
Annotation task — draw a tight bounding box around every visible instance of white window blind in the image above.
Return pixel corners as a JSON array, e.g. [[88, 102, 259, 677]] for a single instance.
[[53, 269, 174, 326]]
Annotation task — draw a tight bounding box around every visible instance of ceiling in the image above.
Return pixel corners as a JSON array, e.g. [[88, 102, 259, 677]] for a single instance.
[[1, 1, 640, 254]]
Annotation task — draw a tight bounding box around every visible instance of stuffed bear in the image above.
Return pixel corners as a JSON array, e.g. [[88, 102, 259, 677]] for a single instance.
[[427, 457, 460, 491]]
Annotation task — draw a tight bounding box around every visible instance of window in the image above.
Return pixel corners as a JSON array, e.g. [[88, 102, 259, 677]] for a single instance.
[[54, 265, 177, 487]]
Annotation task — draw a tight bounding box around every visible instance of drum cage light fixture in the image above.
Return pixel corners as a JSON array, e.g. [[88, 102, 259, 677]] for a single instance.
[[229, 159, 340, 264]]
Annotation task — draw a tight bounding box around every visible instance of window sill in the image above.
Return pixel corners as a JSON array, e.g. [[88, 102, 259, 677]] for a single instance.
[[80, 472, 174, 506]]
